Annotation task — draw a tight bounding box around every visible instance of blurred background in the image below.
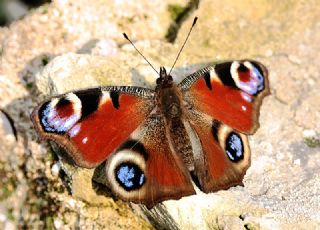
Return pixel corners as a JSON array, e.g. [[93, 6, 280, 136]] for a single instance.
[[0, 0, 51, 26]]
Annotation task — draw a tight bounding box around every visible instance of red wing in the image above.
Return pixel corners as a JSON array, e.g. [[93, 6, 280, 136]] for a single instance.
[[104, 114, 195, 208], [187, 110, 251, 192], [179, 60, 269, 134], [31, 87, 154, 168]]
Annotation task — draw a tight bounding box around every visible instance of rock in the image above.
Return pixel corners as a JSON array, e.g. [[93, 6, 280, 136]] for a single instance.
[[34, 52, 132, 95], [0, 110, 16, 141], [1, 0, 320, 229], [0, 110, 18, 166], [91, 39, 119, 57]]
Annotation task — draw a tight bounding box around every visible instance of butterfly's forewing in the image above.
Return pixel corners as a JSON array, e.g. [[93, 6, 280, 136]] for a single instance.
[[179, 60, 269, 134], [31, 86, 154, 168], [179, 60, 269, 192], [104, 114, 195, 208]]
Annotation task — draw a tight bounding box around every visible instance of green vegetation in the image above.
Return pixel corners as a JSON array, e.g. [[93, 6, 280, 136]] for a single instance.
[[304, 136, 320, 148], [0, 162, 17, 201], [26, 82, 34, 89], [165, 0, 199, 42], [168, 4, 185, 21]]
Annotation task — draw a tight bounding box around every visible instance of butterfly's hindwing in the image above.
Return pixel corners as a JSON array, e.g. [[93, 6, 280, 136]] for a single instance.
[[186, 110, 251, 192], [105, 114, 195, 208]]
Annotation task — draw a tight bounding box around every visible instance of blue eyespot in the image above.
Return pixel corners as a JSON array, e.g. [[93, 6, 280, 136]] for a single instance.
[[225, 132, 244, 162], [115, 162, 145, 191]]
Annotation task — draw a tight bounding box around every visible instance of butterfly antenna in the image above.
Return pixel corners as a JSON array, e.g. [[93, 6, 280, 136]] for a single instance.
[[168, 17, 198, 75], [123, 33, 159, 75]]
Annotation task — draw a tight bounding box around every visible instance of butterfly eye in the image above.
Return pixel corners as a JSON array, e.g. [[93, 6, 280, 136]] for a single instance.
[[115, 162, 145, 191], [156, 78, 162, 85], [225, 132, 244, 162]]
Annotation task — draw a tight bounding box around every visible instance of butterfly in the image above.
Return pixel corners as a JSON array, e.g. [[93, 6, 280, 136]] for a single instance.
[[31, 18, 269, 208]]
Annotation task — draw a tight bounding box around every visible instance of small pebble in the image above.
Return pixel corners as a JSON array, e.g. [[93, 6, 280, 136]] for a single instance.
[[51, 162, 61, 177]]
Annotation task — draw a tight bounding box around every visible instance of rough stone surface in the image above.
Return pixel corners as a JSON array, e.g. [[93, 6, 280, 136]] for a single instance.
[[0, 0, 319, 229]]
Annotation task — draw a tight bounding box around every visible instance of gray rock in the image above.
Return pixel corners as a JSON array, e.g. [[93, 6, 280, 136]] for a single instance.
[[0, 110, 16, 140]]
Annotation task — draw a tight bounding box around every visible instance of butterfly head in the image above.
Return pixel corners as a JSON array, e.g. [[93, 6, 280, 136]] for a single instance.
[[156, 66, 173, 88]]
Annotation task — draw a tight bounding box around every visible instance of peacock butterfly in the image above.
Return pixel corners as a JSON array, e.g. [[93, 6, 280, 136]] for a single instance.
[[31, 18, 269, 208]]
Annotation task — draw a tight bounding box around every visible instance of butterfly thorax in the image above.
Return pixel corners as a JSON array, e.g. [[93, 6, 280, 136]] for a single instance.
[[155, 67, 183, 120]]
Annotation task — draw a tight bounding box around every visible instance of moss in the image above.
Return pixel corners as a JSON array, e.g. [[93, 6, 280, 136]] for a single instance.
[[127, 17, 134, 23], [304, 137, 320, 148], [45, 216, 55, 230], [165, 0, 200, 42], [41, 55, 50, 66], [168, 4, 185, 21], [26, 82, 34, 89], [0, 163, 17, 201], [7, 208, 15, 221], [39, 4, 50, 14], [46, 148, 56, 162], [1, 186, 12, 199], [25, 175, 62, 229]]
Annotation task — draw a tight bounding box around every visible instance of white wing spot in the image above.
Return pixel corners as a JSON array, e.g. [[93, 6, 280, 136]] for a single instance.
[[210, 69, 221, 83], [100, 91, 111, 107], [82, 137, 88, 144]]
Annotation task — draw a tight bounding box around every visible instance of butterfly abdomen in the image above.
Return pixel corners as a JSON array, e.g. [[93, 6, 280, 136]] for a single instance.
[[167, 117, 194, 172], [155, 84, 196, 172]]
